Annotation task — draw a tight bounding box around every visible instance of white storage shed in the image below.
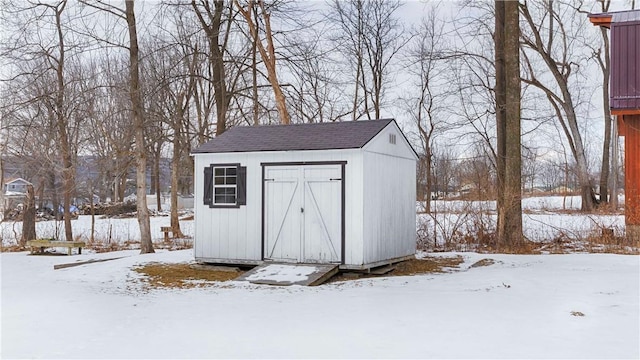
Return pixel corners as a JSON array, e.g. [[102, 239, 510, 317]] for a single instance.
[[191, 119, 417, 269]]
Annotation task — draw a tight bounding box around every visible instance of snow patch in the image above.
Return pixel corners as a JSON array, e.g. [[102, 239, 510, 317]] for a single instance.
[[245, 264, 318, 282]]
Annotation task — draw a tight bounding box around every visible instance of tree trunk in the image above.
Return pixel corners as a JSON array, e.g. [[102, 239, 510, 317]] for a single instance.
[[210, 1, 228, 135], [154, 148, 161, 211], [611, 117, 619, 209], [425, 150, 432, 213], [53, 0, 74, 242], [120, 175, 127, 202], [90, 183, 95, 243], [126, 0, 154, 254], [0, 156, 4, 222], [191, 0, 229, 135], [49, 171, 60, 219], [170, 101, 185, 238], [497, 0, 523, 249], [252, 12, 259, 127], [236, 0, 290, 124], [599, 25, 612, 205], [495, 0, 507, 247], [170, 147, 184, 238], [21, 185, 37, 246]]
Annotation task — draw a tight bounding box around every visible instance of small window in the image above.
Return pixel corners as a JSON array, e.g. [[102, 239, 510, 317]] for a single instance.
[[204, 164, 246, 208], [213, 167, 237, 205], [389, 133, 397, 145]]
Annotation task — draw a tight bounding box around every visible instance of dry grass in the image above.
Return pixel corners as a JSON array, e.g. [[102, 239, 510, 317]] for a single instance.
[[1, 244, 26, 252], [133, 263, 244, 289], [393, 256, 464, 275], [134, 256, 466, 289], [329, 255, 465, 283]]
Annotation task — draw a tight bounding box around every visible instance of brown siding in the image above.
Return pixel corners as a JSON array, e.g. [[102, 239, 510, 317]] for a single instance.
[[611, 21, 640, 110]]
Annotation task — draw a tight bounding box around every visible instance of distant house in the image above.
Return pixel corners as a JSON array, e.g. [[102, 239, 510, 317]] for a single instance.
[[3, 178, 32, 194], [2, 178, 32, 214]]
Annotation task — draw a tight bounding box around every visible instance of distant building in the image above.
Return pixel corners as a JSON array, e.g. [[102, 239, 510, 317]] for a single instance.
[[2, 178, 32, 215], [3, 177, 32, 194]]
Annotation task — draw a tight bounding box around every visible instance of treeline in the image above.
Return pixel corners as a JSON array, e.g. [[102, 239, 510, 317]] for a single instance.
[[0, 0, 629, 250]]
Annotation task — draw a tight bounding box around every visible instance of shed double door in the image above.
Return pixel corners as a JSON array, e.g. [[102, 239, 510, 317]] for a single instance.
[[264, 164, 343, 263]]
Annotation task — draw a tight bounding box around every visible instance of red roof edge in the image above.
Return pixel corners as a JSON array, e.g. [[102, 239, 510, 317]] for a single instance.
[[588, 13, 612, 28]]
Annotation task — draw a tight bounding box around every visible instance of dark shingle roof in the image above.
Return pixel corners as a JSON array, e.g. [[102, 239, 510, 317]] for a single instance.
[[192, 119, 395, 153]]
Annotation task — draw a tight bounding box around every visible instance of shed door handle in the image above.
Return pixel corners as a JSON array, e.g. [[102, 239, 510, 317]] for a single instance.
[[301, 207, 304, 213]]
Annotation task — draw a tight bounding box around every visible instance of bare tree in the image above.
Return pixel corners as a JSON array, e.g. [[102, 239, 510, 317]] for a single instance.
[[191, 0, 237, 135], [402, 5, 451, 212], [0, 100, 6, 222], [0, 0, 92, 242], [594, 0, 613, 206], [50, 0, 76, 242], [495, 0, 523, 248], [328, 0, 407, 120], [458, 145, 496, 201], [125, 0, 153, 253], [432, 146, 459, 199], [522, 146, 543, 192], [520, 0, 596, 211], [283, 29, 350, 123], [80, 0, 154, 253], [574, 0, 615, 206], [235, 0, 290, 124], [84, 53, 135, 203], [143, 34, 199, 238]]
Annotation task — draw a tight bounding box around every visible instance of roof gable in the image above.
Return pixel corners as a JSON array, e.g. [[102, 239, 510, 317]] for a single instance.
[[192, 119, 395, 154], [4, 177, 32, 186]]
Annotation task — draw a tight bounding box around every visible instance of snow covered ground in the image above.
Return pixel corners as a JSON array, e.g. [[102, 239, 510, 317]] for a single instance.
[[1, 195, 638, 358], [1, 249, 638, 358]]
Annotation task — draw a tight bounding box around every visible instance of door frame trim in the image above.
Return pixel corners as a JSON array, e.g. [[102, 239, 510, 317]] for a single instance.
[[261, 161, 347, 264]]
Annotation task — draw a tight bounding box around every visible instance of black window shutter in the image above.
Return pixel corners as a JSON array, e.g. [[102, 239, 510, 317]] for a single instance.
[[203, 165, 213, 206], [237, 166, 247, 205]]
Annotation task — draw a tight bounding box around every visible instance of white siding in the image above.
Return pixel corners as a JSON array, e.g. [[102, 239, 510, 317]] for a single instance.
[[194, 149, 364, 265], [362, 123, 417, 264], [362, 121, 417, 161]]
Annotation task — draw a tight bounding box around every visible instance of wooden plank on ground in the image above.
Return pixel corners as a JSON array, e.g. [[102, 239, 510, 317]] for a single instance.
[[27, 240, 86, 247], [369, 264, 396, 275], [53, 257, 125, 270], [189, 264, 241, 272]]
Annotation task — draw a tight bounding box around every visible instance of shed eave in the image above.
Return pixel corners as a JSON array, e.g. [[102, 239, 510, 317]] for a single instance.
[[589, 14, 612, 28], [612, 108, 640, 116], [191, 146, 364, 156]]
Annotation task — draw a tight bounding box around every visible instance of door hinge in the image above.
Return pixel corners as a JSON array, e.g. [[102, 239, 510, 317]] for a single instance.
[[330, 178, 342, 181]]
